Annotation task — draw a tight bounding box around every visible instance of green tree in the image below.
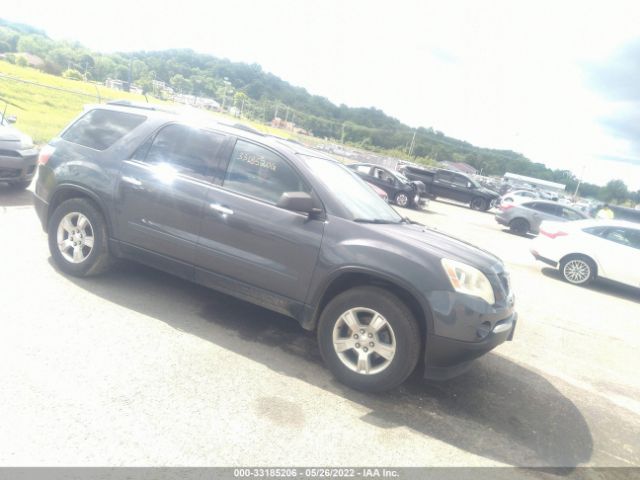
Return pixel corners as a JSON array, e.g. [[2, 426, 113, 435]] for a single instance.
[[599, 179, 629, 203], [62, 68, 83, 80]]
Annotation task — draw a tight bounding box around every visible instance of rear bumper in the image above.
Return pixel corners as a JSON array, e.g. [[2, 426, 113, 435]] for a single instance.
[[424, 313, 517, 380], [0, 149, 38, 182]]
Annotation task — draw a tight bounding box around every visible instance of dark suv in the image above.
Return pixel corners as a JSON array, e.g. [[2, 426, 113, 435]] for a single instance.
[[33, 102, 517, 392]]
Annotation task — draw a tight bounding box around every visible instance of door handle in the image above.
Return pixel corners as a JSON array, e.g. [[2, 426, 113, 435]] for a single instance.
[[209, 203, 234, 216], [121, 175, 143, 188]]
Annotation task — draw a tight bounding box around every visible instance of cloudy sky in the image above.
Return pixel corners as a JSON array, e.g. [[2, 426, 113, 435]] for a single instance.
[[4, 0, 640, 189]]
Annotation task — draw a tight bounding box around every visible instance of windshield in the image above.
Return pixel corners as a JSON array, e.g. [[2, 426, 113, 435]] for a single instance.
[[301, 155, 403, 223]]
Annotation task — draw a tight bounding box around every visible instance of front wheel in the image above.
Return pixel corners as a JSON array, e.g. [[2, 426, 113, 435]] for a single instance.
[[317, 286, 421, 392], [394, 192, 409, 208], [470, 197, 488, 211], [48, 198, 113, 277]]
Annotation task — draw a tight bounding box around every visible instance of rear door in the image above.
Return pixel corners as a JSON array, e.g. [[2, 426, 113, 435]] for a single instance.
[[527, 202, 563, 232], [451, 173, 473, 202], [596, 227, 640, 286], [114, 124, 228, 266], [431, 170, 454, 197], [194, 138, 324, 306]]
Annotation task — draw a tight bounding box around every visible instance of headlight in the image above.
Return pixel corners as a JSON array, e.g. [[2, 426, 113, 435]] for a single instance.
[[441, 258, 495, 305], [20, 134, 34, 149]]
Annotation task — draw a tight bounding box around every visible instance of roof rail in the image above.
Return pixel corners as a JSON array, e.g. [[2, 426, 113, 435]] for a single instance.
[[106, 99, 177, 114]]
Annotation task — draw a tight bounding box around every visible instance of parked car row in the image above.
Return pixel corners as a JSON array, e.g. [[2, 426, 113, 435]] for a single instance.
[[347, 162, 427, 209]]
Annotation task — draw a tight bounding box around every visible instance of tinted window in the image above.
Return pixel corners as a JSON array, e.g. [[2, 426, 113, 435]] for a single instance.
[[437, 171, 453, 181], [62, 109, 146, 150], [372, 167, 396, 184], [143, 124, 225, 178], [528, 202, 561, 215], [561, 207, 584, 221], [603, 228, 640, 249], [223, 140, 309, 204], [452, 174, 468, 187]]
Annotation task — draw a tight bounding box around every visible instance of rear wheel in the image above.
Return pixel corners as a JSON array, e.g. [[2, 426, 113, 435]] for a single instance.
[[470, 197, 487, 211], [560, 255, 595, 286], [395, 192, 409, 208], [509, 218, 530, 236], [48, 198, 113, 277], [317, 286, 421, 392]]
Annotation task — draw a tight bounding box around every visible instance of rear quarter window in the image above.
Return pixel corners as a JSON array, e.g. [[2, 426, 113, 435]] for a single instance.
[[62, 109, 146, 150]]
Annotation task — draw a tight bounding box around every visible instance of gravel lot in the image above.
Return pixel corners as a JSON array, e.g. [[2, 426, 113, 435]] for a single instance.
[[0, 186, 638, 470]]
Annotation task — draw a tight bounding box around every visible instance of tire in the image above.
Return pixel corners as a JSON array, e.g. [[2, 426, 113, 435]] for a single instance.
[[509, 218, 530, 236], [8, 180, 31, 190], [560, 255, 596, 286], [317, 286, 421, 392], [48, 198, 113, 277], [470, 197, 488, 211], [394, 192, 409, 208]]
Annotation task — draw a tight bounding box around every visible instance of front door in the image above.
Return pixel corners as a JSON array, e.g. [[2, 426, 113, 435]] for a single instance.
[[194, 139, 324, 306], [114, 124, 228, 265]]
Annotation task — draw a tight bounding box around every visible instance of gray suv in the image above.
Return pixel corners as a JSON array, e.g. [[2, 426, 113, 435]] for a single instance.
[[33, 102, 517, 392]]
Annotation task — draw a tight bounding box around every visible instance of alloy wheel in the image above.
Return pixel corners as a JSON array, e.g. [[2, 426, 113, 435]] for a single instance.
[[563, 259, 591, 284], [332, 307, 397, 375], [56, 212, 95, 263]]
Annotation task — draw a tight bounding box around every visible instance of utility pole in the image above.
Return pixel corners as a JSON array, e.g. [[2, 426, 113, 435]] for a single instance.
[[408, 129, 417, 157], [573, 165, 586, 201]]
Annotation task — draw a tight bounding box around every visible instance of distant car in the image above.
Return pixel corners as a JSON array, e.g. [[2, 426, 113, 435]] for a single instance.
[[366, 181, 388, 202], [498, 189, 539, 205], [495, 200, 588, 235], [531, 219, 640, 287], [0, 113, 39, 189], [399, 165, 499, 211], [347, 163, 426, 208]]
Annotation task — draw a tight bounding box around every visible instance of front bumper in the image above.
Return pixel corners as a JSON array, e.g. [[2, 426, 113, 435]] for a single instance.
[[423, 288, 516, 380], [424, 313, 517, 380], [0, 148, 39, 182]]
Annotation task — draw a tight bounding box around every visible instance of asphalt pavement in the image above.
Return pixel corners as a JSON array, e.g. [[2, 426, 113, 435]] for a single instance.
[[0, 187, 638, 470]]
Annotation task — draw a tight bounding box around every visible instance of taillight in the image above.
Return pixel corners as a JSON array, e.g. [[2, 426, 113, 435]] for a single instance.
[[37, 145, 56, 166], [500, 204, 514, 211], [540, 229, 568, 239]]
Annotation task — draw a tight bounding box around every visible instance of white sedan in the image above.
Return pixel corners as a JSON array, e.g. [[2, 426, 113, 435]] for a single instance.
[[530, 219, 640, 287]]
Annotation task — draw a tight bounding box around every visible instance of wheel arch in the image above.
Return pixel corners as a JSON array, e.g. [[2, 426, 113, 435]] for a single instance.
[[559, 252, 600, 277], [305, 268, 433, 340], [47, 184, 112, 235]]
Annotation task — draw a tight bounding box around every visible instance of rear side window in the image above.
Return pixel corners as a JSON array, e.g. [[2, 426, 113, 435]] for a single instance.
[[62, 109, 146, 150], [561, 207, 584, 220], [528, 202, 560, 215], [223, 140, 309, 204], [355, 165, 372, 174], [142, 124, 226, 178], [603, 228, 640, 249]]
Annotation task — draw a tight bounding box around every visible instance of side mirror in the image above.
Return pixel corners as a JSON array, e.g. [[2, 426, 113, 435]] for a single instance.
[[467, 182, 475, 189], [5, 115, 17, 124], [277, 191, 316, 214]]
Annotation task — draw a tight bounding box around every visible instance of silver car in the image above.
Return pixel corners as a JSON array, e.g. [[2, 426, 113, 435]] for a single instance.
[[0, 113, 39, 189], [495, 199, 588, 235]]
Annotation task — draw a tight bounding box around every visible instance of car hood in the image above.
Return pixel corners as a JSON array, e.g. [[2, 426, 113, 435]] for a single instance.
[[477, 186, 499, 197], [0, 124, 21, 141], [376, 222, 504, 273]]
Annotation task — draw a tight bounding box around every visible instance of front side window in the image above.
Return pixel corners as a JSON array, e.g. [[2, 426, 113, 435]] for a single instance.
[[561, 207, 584, 221], [452, 174, 468, 187], [62, 109, 146, 150], [143, 124, 226, 178], [223, 140, 309, 204]]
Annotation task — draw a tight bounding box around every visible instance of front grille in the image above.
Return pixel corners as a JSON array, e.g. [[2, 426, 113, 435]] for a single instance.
[[0, 167, 21, 178]]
